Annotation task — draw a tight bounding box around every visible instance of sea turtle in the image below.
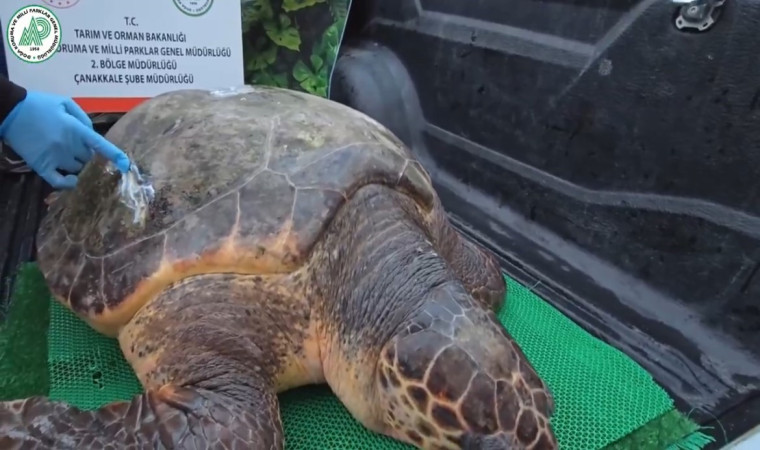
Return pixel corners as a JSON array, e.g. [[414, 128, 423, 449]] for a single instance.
[[0, 86, 557, 449]]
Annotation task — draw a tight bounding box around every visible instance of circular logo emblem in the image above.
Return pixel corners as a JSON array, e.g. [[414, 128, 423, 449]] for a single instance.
[[172, 0, 213, 16], [40, 0, 80, 8], [6, 5, 61, 63]]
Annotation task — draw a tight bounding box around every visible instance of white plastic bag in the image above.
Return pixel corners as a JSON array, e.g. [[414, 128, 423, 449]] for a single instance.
[[117, 163, 155, 225]]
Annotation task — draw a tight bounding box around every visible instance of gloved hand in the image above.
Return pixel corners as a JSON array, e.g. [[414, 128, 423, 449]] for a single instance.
[[0, 91, 130, 189]]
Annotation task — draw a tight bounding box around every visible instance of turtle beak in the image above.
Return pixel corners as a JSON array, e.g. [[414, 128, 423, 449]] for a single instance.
[[461, 432, 526, 450]]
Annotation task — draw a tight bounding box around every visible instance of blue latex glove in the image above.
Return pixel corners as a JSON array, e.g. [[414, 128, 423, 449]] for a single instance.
[[0, 91, 130, 189]]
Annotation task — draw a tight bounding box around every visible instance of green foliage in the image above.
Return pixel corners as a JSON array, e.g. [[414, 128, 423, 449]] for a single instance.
[[290, 22, 341, 96], [315, 23, 340, 71], [263, 13, 301, 51], [327, 0, 348, 23], [240, 0, 348, 98], [242, 0, 274, 26], [252, 70, 289, 88], [292, 55, 328, 97], [245, 36, 278, 72], [282, 0, 326, 12]]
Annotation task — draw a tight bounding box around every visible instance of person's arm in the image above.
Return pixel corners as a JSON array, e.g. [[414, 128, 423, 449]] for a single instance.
[[0, 76, 26, 127], [0, 76, 130, 189]]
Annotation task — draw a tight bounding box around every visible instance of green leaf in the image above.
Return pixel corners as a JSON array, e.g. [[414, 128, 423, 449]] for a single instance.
[[246, 37, 278, 71], [324, 45, 337, 66], [293, 56, 328, 96], [322, 23, 339, 47], [317, 61, 329, 79], [282, 0, 326, 12], [252, 70, 290, 88], [312, 24, 338, 62], [241, 0, 274, 28], [328, 0, 348, 22], [299, 76, 327, 97], [310, 54, 324, 71], [271, 72, 289, 88], [263, 14, 301, 51], [292, 60, 314, 82]]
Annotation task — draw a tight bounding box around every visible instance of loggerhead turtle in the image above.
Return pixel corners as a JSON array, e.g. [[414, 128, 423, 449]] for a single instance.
[[0, 86, 557, 450]]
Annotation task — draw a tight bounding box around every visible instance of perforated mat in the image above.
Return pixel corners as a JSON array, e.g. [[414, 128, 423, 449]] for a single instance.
[[47, 276, 681, 449]]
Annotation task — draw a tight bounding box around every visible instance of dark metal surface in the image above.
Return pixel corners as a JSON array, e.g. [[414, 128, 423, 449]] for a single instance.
[[330, 0, 760, 441], [0, 173, 50, 320]]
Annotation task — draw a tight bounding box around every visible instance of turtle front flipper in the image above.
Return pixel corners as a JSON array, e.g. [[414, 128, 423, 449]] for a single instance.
[[0, 383, 280, 449]]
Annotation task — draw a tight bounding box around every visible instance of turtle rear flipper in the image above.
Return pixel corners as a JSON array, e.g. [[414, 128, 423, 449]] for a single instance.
[[0, 272, 320, 449], [0, 383, 281, 449]]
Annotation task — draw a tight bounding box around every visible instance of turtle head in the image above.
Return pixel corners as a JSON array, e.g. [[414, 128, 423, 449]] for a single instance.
[[374, 282, 558, 449]]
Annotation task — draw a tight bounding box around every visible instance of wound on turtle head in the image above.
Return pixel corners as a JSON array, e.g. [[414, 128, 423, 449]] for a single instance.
[[117, 162, 156, 226]]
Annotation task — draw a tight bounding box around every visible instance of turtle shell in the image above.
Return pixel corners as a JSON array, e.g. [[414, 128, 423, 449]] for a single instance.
[[36, 86, 435, 336]]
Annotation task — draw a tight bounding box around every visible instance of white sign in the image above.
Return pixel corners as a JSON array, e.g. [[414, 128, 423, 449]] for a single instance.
[[1, 0, 244, 110]]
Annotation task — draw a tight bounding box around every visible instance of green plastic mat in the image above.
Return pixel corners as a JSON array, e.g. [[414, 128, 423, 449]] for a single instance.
[[43, 274, 700, 449]]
